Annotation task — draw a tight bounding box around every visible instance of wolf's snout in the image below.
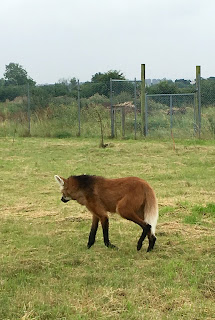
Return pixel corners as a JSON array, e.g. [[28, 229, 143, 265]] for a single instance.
[[61, 197, 69, 203]]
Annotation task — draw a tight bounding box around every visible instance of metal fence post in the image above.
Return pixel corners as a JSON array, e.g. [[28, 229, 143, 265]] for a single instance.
[[77, 80, 81, 136], [121, 107, 125, 138], [145, 94, 148, 136], [141, 64, 146, 136], [197, 68, 201, 138], [170, 94, 173, 131], [134, 78, 137, 139], [193, 94, 196, 135], [27, 83, 31, 136], [110, 78, 114, 138], [196, 66, 201, 138]]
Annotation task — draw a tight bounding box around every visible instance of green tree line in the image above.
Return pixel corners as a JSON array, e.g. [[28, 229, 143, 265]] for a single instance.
[[0, 62, 215, 107]]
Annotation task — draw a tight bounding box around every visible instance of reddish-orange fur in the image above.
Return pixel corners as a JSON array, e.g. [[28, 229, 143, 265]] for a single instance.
[[55, 175, 158, 252]]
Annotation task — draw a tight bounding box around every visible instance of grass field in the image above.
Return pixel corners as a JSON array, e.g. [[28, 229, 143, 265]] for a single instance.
[[0, 137, 215, 320], [0, 99, 215, 139]]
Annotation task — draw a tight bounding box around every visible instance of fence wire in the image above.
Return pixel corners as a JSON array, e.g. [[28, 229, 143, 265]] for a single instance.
[[0, 78, 214, 139], [200, 77, 215, 138], [110, 79, 141, 139], [145, 93, 196, 138]]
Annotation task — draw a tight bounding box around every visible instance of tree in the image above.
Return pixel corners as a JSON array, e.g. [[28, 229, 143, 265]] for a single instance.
[[147, 80, 178, 94], [91, 70, 125, 83], [175, 79, 191, 88], [80, 70, 125, 98], [4, 63, 35, 86], [0, 78, 5, 87], [55, 77, 78, 97], [90, 70, 125, 97]]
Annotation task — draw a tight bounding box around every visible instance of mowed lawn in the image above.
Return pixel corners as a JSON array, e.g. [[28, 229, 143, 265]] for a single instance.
[[0, 137, 215, 320]]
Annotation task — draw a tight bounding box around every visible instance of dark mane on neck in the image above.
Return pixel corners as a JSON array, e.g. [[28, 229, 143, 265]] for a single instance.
[[72, 174, 96, 190]]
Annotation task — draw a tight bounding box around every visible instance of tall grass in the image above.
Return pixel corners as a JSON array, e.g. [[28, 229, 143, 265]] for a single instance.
[[0, 99, 214, 139]]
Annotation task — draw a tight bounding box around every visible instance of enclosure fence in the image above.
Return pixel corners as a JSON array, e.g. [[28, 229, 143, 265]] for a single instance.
[[0, 78, 215, 139], [110, 79, 141, 139], [145, 93, 196, 138]]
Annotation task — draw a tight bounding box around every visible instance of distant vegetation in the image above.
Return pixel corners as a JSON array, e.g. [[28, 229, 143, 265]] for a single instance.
[[0, 63, 215, 139]]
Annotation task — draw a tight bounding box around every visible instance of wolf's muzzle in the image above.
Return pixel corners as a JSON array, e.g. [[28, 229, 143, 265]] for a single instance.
[[61, 197, 70, 203]]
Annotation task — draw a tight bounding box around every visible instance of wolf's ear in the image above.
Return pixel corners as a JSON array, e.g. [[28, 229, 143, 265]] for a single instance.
[[54, 175, 65, 187]]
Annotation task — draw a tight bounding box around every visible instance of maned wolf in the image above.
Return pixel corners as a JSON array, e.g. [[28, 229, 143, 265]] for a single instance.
[[54, 174, 158, 252]]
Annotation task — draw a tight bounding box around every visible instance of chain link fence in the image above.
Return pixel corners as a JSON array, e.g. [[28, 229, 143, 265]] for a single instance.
[[0, 84, 30, 137], [110, 78, 215, 139], [110, 79, 141, 139], [200, 77, 215, 138], [145, 93, 196, 138], [0, 82, 111, 139], [0, 77, 214, 139]]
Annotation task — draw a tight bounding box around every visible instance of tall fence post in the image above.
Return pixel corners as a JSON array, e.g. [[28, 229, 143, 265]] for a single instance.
[[27, 83, 31, 136], [121, 107, 125, 138], [110, 78, 114, 138], [134, 78, 137, 139], [196, 66, 201, 138], [195, 66, 201, 138], [145, 94, 148, 136], [193, 94, 196, 135], [77, 80, 81, 136], [170, 94, 173, 131], [141, 64, 146, 136]]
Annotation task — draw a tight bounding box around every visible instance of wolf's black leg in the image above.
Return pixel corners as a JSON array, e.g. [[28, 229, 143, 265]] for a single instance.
[[137, 224, 151, 251], [101, 217, 117, 249], [147, 234, 156, 252], [87, 215, 99, 248]]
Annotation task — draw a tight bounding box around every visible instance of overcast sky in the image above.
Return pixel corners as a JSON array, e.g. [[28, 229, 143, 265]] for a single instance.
[[1, 0, 214, 84]]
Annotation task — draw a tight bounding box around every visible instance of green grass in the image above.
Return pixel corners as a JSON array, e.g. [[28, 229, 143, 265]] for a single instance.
[[0, 100, 215, 139], [184, 203, 215, 225], [0, 137, 215, 319]]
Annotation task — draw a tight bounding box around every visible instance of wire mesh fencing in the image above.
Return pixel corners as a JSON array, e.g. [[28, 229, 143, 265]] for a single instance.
[[0, 82, 111, 139], [110, 79, 141, 139], [0, 83, 78, 138], [0, 78, 215, 139], [200, 78, 215, 138], [0, 84, 30, 137], [145, 93, 196, 138]]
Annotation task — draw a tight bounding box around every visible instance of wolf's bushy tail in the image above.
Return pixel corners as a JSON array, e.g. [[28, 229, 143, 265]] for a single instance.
[[144, 190, 158, 235]]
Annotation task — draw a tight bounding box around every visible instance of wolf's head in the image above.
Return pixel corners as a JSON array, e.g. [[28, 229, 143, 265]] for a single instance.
[[54, 175, 72, 203]]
